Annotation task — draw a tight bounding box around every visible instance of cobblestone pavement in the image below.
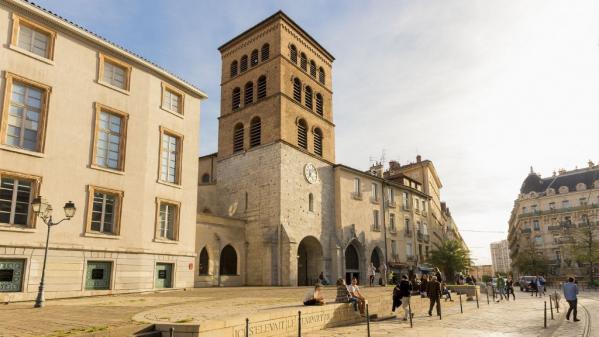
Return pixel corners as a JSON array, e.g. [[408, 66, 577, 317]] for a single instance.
[[0, 287, 593, 337], [0, 286, 389, 337], [304, 290, 590, 337]]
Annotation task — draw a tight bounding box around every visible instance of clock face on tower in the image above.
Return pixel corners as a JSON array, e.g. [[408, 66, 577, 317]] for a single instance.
[[304, 163, 318, 184]]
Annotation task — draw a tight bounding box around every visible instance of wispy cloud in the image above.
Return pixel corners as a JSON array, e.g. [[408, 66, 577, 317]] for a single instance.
[[33, 0, 599, 264]]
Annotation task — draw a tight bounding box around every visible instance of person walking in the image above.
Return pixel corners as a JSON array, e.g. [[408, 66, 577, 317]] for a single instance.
[[420, 275, 429, 298], [538, 274, 546, 297], [506, 276, 516, 301], [368, 263, 376, 287], [379, 262, 388, 286], [399, 275, 414, 321], [496, 274, 506, 302], [563, 277, 580, 322], [530, 277, 538, 297], [427, 276, 442, 317]]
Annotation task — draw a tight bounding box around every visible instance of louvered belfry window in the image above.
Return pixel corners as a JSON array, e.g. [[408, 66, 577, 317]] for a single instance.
[[250, 117, 261, 148], [297, 119, 308, 149], [232, 87, 241, 110], [257, 76, 267, 99], [293, 78, 302, 103], [250, 49, 259, 67], [261, 43, 270, 61], [300, 53, 307, 71], [230, 61, 238, 78], [318, 67, 325, 84], [310, 61, 316, 77], [244, 82, 254, 105], [290, 45, 297, 63], [305, 86, 313, 110], [233, 123, 244, 153], [240, 55, 248, 72], [314, 128, 323, 156], [316, 93, 323, 116]]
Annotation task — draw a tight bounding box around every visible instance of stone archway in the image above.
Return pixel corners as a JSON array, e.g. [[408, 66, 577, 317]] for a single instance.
[[370, 246, 383, 269], [297, 236, 323, 286], [345, 240, 363, 285]]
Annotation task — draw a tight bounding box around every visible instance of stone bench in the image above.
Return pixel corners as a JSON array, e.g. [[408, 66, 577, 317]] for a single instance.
[[446, 285, 480, 301]]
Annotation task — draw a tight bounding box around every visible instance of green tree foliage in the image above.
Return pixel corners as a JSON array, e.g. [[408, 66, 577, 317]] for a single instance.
[[569, 217, 599, 285], [512, 243, 549, 275], [429, 240, 472, 283]]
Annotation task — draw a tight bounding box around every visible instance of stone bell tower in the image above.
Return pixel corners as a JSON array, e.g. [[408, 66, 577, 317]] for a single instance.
[[212, 11, 337, 286]]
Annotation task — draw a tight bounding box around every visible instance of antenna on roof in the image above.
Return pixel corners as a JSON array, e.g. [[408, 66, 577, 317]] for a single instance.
[[530, 166, 534, 174]]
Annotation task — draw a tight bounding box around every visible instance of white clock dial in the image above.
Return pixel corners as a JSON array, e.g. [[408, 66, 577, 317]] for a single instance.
[[304, 163, 318, 184]]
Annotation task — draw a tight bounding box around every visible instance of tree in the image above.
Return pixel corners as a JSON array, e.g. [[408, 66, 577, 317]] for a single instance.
[[569, 214, 599, 286], [512, 241, 549, 276], [429, 240, 472, 283]]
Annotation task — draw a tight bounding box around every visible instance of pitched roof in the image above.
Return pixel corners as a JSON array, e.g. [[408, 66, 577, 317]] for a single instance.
[[8, 0, 207, 98], [520, 166, 599, 194], [218, 10, 335, 61]]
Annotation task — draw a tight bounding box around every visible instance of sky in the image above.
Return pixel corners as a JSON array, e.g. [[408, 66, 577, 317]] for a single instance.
[[34, 0, 599, 265]]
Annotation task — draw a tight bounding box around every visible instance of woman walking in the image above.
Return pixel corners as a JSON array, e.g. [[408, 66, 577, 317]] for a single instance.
[[506, 276, 516, 301]]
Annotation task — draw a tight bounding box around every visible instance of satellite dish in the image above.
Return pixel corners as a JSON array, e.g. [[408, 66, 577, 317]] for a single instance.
[[228, 202, 238, 216]]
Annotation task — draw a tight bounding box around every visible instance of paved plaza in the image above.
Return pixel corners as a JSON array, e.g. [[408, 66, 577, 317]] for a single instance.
[[0, 286, 595, 337]]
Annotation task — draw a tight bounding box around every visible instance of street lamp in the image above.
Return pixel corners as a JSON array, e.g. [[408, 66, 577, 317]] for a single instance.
[[32, 196, 76, 308]]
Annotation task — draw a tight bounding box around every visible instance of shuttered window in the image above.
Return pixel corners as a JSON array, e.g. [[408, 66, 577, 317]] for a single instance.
[[257, 76, 267, 99], [244, 82, 253, 105], [314, 128, 323, 156], [310, 60, 316, 77], [305, 86, 313, 110], [319, 67, 325, 84], [300, 53, 307, 71], [250, 117, 261, 148], [261, 43, 270, 61], [240, 55, 248, 72], [250, 49, 259, 67], [316, 93, 323, 116], [290, 45, 297, 63], [230, 61, 238, 78], [293, 78, 302, 103], [297, 119, 307, 149], [233, 123, 244, 153], [232, 87, 241, 110]]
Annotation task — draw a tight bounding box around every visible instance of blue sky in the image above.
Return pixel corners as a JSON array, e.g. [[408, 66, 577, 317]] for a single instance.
[[34, 0, 599, 265]]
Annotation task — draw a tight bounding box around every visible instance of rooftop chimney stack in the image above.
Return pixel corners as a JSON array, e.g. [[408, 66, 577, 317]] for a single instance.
[[416, 155, 422, 163]]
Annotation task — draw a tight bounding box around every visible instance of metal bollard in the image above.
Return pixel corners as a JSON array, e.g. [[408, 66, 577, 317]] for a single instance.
[[169, 327, 175, 337], [438, 295, 442, 320], [408, 298, 413, 328], [544, 301, 547, 328], [486, 288, 490, 305], [298, 310, 302, 337], [550, 296, 554, 320], [554, 291, 559, 313], [492, 286, 496, 300], [245, 318, 249, 337], [459, 293, 463, 313], [476, 289, 480, 309], [366, 301, 371, 337]]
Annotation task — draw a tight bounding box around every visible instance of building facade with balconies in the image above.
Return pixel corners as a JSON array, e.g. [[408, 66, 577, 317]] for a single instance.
[[508, 164, 599, 279]]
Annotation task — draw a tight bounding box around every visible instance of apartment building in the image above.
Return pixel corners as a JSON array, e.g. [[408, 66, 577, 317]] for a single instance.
[[0, 0, 206, 301]]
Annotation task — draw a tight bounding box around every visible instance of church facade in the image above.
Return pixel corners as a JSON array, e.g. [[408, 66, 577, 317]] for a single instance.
[[195, 12, 466, 287]]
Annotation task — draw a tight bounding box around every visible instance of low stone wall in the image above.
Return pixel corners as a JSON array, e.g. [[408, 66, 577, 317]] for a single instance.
[[446, 285, 480, 301], [153, 293, 461, 337]]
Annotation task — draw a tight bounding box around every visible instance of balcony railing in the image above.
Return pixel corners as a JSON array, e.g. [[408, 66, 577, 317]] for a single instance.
[[404, 229, 413, 238], [518, 204, 599, 219], [417, 231, 430, 242], [554, 237, 575, 245], [351, 192, 362, 200], [386, 200, 396, 208], [371, 224, 381, 232], [407, 255, 417, 262], [520, 228, 532, 234], [388, 225, 397, 234]]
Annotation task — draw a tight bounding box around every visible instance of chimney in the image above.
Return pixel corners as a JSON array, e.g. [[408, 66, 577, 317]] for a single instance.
[[416, 155, 422, 163], [558, 168, 566, 175], [369, 162, 384, 178], [389, 160, 401, 170]]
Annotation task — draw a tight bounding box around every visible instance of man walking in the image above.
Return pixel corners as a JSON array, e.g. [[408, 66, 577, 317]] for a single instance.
[[563, 277, 580, 322], [427, 275, 442, 317], [496, 274, 506, 302], [399, 275, 413, 321]]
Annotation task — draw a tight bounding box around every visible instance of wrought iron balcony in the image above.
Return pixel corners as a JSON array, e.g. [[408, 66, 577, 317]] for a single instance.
[[518, 204, 599, 219], [404, 229, 413, 237]]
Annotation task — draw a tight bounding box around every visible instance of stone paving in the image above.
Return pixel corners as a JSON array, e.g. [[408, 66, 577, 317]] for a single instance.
[[304, 290, 587, 337], [0, 287, 593, 337]]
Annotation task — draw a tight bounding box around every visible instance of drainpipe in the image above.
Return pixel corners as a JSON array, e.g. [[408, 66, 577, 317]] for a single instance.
[[381, 181, 389, 273]]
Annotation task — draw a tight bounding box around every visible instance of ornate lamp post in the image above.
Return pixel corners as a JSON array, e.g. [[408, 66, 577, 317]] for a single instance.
[[32, 196, 76, 308]]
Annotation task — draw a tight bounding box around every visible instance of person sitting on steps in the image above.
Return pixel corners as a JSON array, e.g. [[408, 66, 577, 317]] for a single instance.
[[349, 277, 366, 316], [303, 283, 325, 306]]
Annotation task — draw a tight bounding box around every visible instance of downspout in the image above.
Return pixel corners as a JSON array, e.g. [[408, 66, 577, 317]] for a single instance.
[[382, 181, 389, 272]]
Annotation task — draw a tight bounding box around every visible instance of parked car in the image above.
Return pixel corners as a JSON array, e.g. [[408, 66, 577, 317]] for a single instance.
[[519, 276, 536, 291]]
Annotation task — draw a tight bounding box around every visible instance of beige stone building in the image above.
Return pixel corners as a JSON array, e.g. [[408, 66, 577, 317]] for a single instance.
[[508, 164, 599, 279], [0, 0, 206, 301], [490, 240, 511, 274], [195, 11, 468, 286], [469, 265, 494, 280]]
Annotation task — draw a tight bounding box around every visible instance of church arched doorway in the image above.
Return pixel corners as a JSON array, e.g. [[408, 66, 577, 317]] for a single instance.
[[345, 241, 361, 284], [370, 247, 383, 269], [297, 236, 323, 286]]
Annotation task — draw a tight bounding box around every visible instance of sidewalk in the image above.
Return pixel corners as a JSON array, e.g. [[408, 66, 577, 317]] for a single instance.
[[304, 292, 577, 337]]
